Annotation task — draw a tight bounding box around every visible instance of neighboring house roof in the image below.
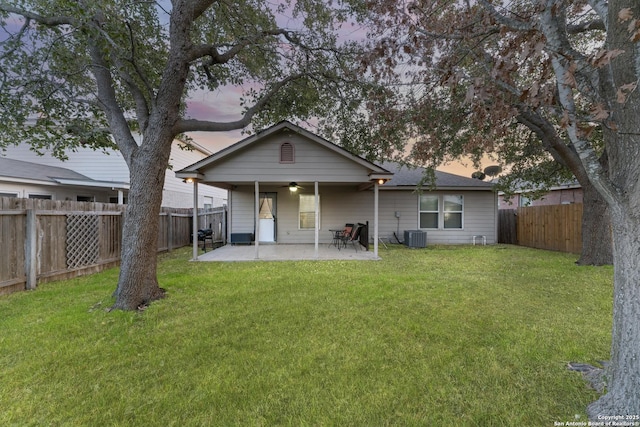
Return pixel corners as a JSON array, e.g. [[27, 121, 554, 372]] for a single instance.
[[496, 178, 581, 195], [381, 162, 494, 190], [0, 157, 129, 189]]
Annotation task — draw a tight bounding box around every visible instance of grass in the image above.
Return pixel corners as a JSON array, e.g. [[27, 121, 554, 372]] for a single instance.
[[0, 245, 612, 426]]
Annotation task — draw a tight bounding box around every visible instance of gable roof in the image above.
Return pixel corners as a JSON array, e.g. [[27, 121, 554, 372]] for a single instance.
[[380, 162, 494, 190], [176, 120, 392, 179], [177, 121, 494, 191], [0, 157, 91, 182], [0, 157, 129, 189]]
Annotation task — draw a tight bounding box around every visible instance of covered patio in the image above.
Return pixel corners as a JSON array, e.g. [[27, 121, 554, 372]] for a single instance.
[[196, 243, 380, 262], [177, 121, 394, 262]]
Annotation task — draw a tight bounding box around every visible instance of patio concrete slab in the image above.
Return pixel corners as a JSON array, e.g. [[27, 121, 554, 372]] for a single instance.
[[196, 244, 380, 262]]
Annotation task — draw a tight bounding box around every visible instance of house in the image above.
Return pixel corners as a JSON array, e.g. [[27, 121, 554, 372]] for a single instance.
[[177, 121, 497, 258], [0, 139, 227, 208], [498, 181, 582, 209], [0, 157, 129, 202]]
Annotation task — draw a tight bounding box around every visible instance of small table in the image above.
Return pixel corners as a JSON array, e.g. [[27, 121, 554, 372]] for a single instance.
[[329, 229, 344, 249]]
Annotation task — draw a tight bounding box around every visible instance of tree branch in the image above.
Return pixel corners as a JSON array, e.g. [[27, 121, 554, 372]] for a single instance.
[[87, 41, 139, 164], [587, 0, 608, 28], [0, 17, 31, 61], [173, 73, 305, 134], [537, 1, 604, 106], [516, 108, 581, 174], [180, 0, 215, 22], [0, 3, 73, 26], [549, 54, 618, 204], [188, 28, 291, 64], [477, 0, 534, 31], [116, 22, 153, 132], [567, 19, 606, 33]]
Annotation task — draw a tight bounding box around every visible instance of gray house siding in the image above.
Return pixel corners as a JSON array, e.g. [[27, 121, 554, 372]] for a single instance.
[[201, 133, 374, 184], [229, 185, 375, 244], [377, 190, 497, 244], [229, 186, 497, 245]]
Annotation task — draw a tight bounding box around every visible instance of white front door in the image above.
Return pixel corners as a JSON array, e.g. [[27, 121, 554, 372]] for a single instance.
[[258, 193, 276, 242]]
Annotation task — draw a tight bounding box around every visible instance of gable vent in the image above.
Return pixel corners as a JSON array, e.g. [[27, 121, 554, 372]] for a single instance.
[[280, 142, 295, 163]]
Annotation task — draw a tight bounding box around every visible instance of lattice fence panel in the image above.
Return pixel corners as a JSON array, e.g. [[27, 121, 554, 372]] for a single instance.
[[66, 214, 99, 269]]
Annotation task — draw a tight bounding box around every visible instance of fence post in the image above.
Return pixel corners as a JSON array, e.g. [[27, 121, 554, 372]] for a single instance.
[[167, 211, 173, 252], [24, 209, 37, 290]]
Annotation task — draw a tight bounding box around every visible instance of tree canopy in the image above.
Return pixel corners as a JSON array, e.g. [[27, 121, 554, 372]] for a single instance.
[[321, 0, 638, 417], [0, 0, 367, 155], [0, 0, 371, 311]]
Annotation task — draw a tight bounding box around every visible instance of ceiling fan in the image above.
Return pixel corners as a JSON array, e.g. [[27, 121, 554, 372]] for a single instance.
[[282, 182, 304, 192]]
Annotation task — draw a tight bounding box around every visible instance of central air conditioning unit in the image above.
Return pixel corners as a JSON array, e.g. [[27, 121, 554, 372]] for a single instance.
[[404, 230, 427, 248]]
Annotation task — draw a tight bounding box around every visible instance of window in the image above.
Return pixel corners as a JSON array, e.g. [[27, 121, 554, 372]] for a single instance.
[[299, 194, 319, 229], [204, 196, 213, 210], [0, 192, 18, 198], [28, 194, 52, 200], [280, 142, 295, 163], [519, 194, 532, 207], [109, 197, 128, 204], [419, 195, 439, 229], [443, 195, 463, 229], [419, 194, 463, 229], [77, 196, 94, 202]]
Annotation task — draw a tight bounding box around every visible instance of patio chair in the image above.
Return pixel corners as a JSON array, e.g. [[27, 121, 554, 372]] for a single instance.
[[341, 223, 363, 252], [342, 223, 353, 239], [331, 224, 353, 249]]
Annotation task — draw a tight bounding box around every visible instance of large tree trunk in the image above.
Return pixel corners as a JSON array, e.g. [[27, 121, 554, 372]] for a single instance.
[[576, 181, 612, 266], [515, 111, 612, 266], [587, 207, 640, 417], [110, 2, 193, 310], [586, 0, 640, 416], [111, 141, 172, 310]]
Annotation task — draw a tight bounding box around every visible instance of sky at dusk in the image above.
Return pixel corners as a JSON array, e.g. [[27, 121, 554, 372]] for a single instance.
[[180, 6, 493, 179], [184, 97, 491, 179], [2, 2, 491, 178]]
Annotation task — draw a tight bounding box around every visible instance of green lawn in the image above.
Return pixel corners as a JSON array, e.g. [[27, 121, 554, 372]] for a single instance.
[[0, 245, 612, 426]]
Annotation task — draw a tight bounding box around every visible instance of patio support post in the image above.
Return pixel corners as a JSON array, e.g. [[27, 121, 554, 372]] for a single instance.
[[314, 181, 319, 259], [191, 179, 199, 261], [374, 181, 379, 257], [254, 181, 260, 259]]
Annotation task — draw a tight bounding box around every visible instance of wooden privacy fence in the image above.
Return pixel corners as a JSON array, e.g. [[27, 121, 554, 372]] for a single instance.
[[196, 207, 227, 246], [498, 209, 518, 245], [0, 197, 226, 296], [510, 203, 583, 254]]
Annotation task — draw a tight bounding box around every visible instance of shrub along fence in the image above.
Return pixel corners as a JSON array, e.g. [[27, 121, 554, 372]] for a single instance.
[[0, 197, 226, 296], [498, 203, 583, 254]]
